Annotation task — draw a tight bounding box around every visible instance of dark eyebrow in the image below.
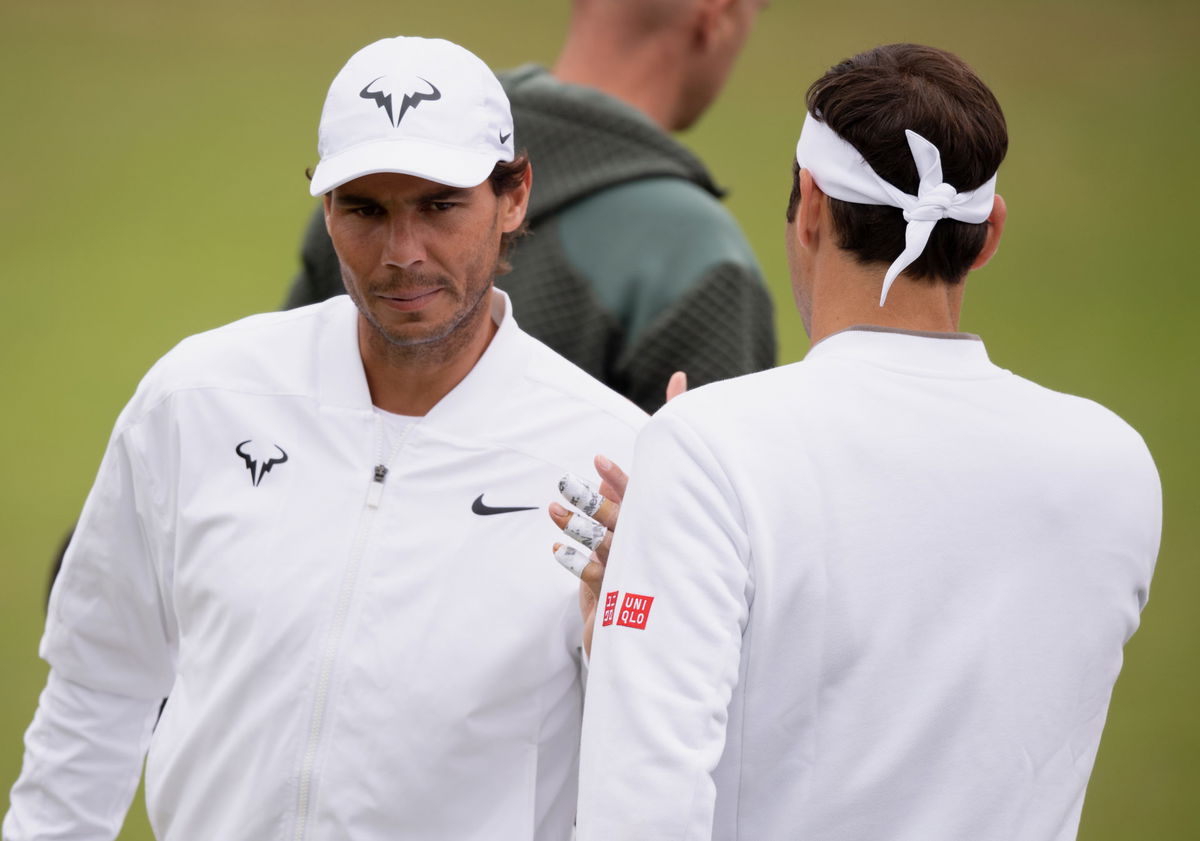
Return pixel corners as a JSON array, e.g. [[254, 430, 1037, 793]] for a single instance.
[[421, 186, 471, 202], [331, 192, 379, 206]]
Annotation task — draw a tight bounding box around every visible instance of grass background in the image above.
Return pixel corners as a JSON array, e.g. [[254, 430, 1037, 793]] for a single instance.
[[1, 1, 1196, 837]]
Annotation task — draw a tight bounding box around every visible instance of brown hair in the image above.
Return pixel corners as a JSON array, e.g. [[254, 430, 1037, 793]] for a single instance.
[[786, 44, 1007, 284], [488, 152, 531, 275], [306, 152, 532, 275]]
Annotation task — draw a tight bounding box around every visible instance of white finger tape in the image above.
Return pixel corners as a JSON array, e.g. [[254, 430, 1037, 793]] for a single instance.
[[565, 512, 607, 550], [554, 545, 589, 579], [559, 473, 604, 517]]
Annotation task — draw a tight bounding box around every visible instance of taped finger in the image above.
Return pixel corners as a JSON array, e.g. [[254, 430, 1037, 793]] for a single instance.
[[564, 512, 608, 551], [593, 530, 614, 565], [554, 544, 590, 579], [559, 473, 605, 517]]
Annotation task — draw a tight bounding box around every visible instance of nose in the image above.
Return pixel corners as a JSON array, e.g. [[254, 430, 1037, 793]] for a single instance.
[[381, 214, 426, 269]]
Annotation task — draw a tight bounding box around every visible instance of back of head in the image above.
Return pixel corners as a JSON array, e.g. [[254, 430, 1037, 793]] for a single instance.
[[614, 0, 695, 32], [570, 0, 697, 39], [560, 0, 762, 131], [796, 44, 1008, 283]]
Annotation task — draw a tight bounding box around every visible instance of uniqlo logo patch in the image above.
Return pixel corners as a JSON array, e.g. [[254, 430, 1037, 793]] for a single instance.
[[602, 591, 619, 626], [616, 592, 654, 630]]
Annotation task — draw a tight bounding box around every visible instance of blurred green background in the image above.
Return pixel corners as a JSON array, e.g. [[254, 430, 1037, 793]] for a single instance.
[[1, 1, 1196, 837]]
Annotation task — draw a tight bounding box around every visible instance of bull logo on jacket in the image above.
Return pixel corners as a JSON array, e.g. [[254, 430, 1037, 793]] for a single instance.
[[235, 440, 288, 487]]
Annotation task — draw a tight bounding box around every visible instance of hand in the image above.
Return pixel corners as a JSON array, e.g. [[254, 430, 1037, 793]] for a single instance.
[[549, 455, 629, 655]]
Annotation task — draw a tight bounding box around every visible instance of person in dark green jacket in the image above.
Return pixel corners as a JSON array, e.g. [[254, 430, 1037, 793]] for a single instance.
[[287, 0, 776, 413]]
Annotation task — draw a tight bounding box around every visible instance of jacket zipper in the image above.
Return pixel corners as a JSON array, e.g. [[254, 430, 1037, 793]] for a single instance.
[[293, 416, 409, 840]]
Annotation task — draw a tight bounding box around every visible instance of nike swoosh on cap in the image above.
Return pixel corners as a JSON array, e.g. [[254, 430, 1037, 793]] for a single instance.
[[472, 494, 537, 515]]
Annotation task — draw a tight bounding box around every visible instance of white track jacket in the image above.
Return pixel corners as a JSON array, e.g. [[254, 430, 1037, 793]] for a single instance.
[[5, 292, 645, 841], [577, 328, 1161, 841]]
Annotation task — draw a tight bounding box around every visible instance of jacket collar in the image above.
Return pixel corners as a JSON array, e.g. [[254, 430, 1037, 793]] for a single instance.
[[421, 290, 530, 434], [315, 290, 530, 427], [805, 325, 1002, 379]]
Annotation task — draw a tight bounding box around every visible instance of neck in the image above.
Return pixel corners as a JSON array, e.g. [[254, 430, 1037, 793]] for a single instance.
[[552, 21, 688, 131], [357, 294, 498, 416], [808, 255, 964, 344]]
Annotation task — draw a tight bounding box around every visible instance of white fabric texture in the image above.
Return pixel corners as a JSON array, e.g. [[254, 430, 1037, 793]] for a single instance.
[[577, 327, 1161, 841], [5, 292, 645, 841], [3, 672, 160, 841], [795, 113, 997, 304], [374, 406, 420, 454]]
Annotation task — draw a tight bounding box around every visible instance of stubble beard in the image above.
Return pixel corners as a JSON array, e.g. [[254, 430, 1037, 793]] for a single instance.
[[344, 257, 499, 368]]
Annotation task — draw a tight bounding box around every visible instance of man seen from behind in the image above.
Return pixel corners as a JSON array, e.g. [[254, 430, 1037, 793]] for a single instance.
[[573, 43, 1161, 841]]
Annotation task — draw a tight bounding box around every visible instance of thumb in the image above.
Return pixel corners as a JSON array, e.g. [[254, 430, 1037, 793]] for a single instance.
[[665, 371, 688, 403]]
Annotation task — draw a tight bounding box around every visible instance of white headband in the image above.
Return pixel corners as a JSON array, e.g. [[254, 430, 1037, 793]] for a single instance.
[[795, 112, 997, 305]]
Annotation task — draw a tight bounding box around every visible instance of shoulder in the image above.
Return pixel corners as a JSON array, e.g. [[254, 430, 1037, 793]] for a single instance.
[[517, 331, 649, 431], [621, 367, 798, 470], [150, 300, 336, 382], [653, 364, 795, 430], [556, 177, 763, 327], [485, 329, 649, 465], [988, 373, 1161, 563], [1007, 374, 1158, 469], [123, 299, 348, 423], [616, 370, 788, 515], [562, 177, 755, 269]]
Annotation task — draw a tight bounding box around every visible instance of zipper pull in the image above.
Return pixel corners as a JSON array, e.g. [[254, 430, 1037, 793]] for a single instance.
[[367, 464, 388, 508]]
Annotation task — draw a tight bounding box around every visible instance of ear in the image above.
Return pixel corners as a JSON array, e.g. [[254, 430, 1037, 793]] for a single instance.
[[498, 163, 533, 233], [694, 0, 740, 48], [970, 194, 1007, 270], [323, 193, 333, 235], [796, 168, 826, 249]]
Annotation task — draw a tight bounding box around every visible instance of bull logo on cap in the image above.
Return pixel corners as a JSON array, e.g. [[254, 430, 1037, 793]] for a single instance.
[[359, 75, 442, 128]]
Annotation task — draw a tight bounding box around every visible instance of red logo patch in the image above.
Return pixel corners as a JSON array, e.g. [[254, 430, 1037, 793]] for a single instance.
[[616, 592, 654, 630], [602, 591, 619, 626]]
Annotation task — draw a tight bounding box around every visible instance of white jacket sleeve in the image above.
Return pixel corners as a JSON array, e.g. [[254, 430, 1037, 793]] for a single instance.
[[5, 409, 177, 839], [576, 409, 751, 841], [41, 419, 177, 699], [3, 671, 161, 841]]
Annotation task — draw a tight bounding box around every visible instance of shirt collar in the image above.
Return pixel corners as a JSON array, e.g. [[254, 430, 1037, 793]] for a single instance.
[[805, 325, 1002, 379], [420, 289, 530, 432]]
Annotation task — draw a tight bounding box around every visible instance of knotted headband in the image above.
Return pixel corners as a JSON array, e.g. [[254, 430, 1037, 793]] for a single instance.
[[794, 112, 997, 305]]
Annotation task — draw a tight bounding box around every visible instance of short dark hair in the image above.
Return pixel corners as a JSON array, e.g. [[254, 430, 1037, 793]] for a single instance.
[[306, 151, 532, 275], [488, 151, 531, 275], [786, 44, 1007, 284]]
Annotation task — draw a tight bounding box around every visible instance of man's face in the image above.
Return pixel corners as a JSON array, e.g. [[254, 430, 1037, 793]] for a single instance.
[[324, 170, 528, 357]]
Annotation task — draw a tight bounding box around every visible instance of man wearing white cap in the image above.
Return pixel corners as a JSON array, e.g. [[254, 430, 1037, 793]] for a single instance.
[[4, 37, 644, 840], [571, 44, 1161, 841], [285, 0, 777, 415]]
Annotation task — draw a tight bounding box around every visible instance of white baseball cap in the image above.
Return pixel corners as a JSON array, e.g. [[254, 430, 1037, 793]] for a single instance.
[[309, 36, 515, 196]]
